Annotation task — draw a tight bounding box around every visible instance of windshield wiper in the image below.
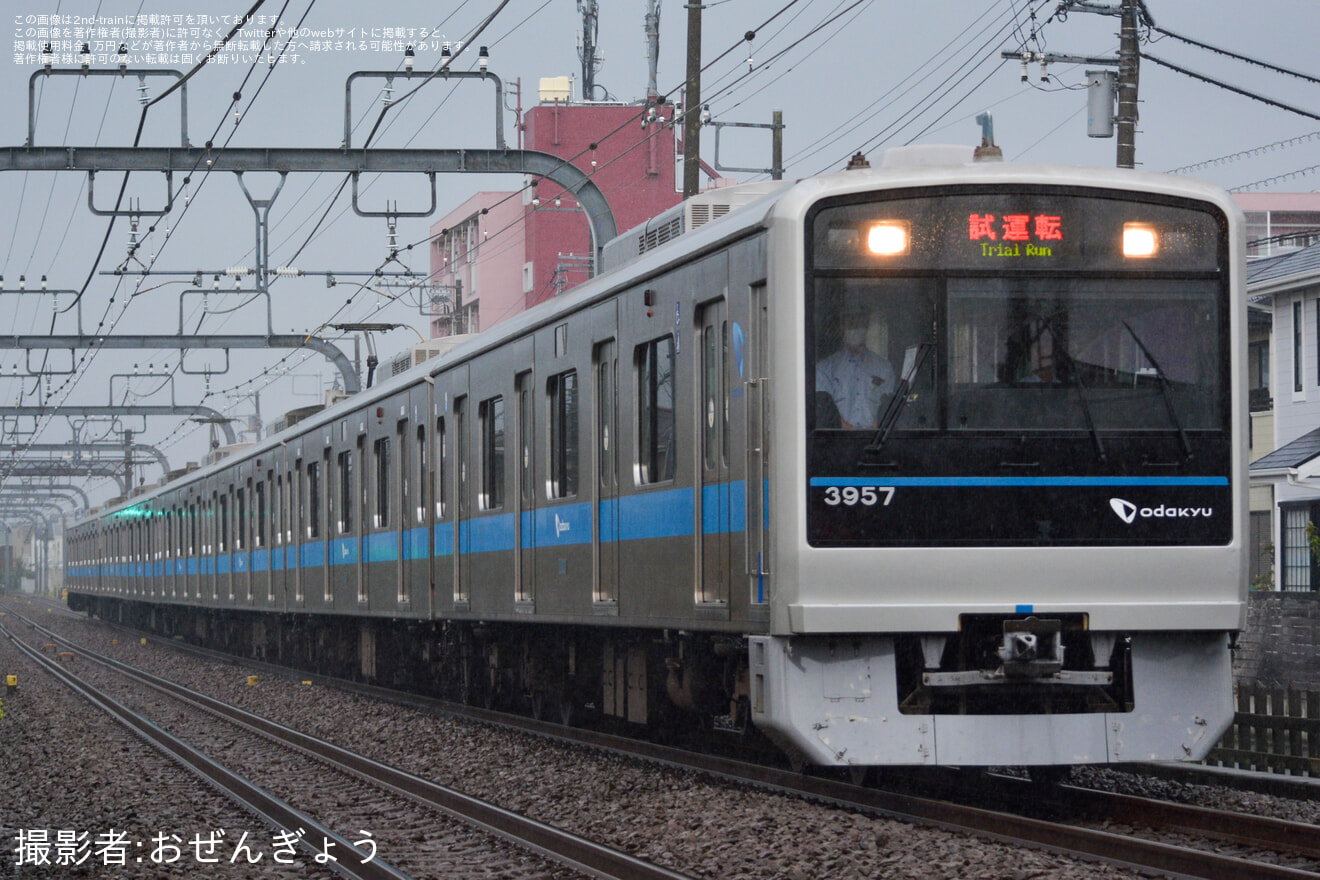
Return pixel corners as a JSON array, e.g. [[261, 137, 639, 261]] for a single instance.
[[1038, 317, 1106, 464], [864, 342, 933, 457], [1122, 320, 1193, 461]]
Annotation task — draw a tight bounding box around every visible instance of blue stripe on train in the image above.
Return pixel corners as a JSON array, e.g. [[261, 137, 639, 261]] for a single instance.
[[809, 476, 1229, 487], [147, 480, 760, 574]]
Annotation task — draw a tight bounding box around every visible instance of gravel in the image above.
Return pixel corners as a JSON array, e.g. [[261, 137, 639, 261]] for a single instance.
[[11, 595, 1319, 879]]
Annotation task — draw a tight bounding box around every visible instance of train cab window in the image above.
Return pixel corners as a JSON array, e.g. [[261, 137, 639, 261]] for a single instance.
[[637, 335, 676, 484], [479, 395, 505, 510], [811, 278, 937, 432], [548, 369, 579, 498], [307, 462, 321, 539], [373, 437, 391, 528]]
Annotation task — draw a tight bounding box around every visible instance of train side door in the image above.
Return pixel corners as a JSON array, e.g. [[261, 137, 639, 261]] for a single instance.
[[455, 393, 470, 607], [516, 369, 536, 610], [186, 497, 198, 600], [699, 299, 732, 607], [746, 282, 771, 608], [593, 336, 619, 610]]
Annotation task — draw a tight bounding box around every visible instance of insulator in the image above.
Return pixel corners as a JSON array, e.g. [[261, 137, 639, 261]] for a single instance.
[[274, 267, 301, 277], [224, 267, 250, 276]]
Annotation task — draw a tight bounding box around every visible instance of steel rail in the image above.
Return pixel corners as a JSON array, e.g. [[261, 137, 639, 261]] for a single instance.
[[0, 620, 409, 880], [16, 613, 697, 880], [1052, 783, 1320, 860], [44, 604, 1320, 880]]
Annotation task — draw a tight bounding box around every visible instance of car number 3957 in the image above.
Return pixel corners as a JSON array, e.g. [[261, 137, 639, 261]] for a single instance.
[[822, 486, 894, 507]]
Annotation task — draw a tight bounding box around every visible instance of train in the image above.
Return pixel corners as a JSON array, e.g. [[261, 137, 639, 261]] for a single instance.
[[65, 148, 1248, 769]]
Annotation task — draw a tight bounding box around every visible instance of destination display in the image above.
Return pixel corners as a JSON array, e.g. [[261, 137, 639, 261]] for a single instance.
[[811, 189, 1225, 272]]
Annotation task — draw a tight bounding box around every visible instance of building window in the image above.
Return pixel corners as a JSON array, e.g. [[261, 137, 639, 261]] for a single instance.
[[637, 336, 676, 484], [548, 370, 579, 498], [480, 395, 505, 510], [1250, 510, 1273, 589], [1294, 299, 1303, 392], [1281, 504, 1319, 592]]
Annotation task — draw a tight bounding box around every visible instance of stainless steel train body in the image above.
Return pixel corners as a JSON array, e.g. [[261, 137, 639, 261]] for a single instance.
[[66, 158, 1248, 768]]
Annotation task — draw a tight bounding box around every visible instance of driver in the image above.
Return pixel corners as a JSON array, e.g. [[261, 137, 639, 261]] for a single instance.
[[817, 306, 895, 429]]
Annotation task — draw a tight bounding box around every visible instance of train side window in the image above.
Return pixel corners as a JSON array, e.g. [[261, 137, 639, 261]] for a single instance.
[[397, 420, 409, 532], [337, 449, 354, 533], [518, 375, 533, 504], [236, 487, 246, 551], [434, 417, 446, 520], [307, 461, 321, 539], [416, 424, 427, 524], [257, 480, 267, 548], [479, 395, 505, 510], [270, 475, 279, 546], [218, 492, 229, 553], [637, 335, 677, 484], [598, 354, 615, 490], [548, 369, 579, 498], [283, 471, 292, 543], [374, 436, 391, 528], [703, 322, 719, 470]]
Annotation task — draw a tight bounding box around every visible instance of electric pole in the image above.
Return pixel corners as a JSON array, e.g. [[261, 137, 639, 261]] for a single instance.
[[1115, 0, 1141, 169], [1001, 0, 1149, 169], [683, 2, 703, 198]]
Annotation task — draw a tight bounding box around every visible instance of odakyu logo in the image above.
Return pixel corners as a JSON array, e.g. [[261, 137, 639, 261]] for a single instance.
[[1109, 498, 1213, 524]]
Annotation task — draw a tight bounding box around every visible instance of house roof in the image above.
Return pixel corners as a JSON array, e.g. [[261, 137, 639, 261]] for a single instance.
[[1250, 425, 1320, 472], [1248, 240, 1320, 287]]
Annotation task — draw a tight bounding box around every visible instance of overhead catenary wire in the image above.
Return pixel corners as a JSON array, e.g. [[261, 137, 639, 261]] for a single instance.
[[1167, 131, 1320, 175], [817, 1, 1041, 172], [0, 0, 286, 489], [1141, 53, 1320, 123], [1151, 25, 1320, 86]]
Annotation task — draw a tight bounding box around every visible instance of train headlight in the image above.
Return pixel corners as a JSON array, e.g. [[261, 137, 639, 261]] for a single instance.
[[1122, 223, 1159, 258], [867, 221, 910, 256]]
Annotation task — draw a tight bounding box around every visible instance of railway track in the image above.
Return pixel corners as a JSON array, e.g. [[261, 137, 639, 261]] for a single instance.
[[14, 598, 1320, 880], [1, 609, 695, 880]]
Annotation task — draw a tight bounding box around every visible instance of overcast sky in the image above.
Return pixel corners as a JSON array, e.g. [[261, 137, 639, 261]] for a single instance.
[[2, 0, 1318, 504]]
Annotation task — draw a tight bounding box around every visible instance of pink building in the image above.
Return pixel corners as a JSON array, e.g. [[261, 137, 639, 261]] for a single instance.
[[429, 94, 683, 337]]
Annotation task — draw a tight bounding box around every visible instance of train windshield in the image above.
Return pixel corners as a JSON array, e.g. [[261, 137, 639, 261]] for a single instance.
[[811, 276, 1220, 433], [804, 187, 1232, 547]]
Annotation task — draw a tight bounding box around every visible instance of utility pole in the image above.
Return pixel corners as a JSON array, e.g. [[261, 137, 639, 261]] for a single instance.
[[123, 428, 134, 495], [683, 2, 703, 199], [1001, 0, 1148, 169], [1115, 0, 1141, 169]]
